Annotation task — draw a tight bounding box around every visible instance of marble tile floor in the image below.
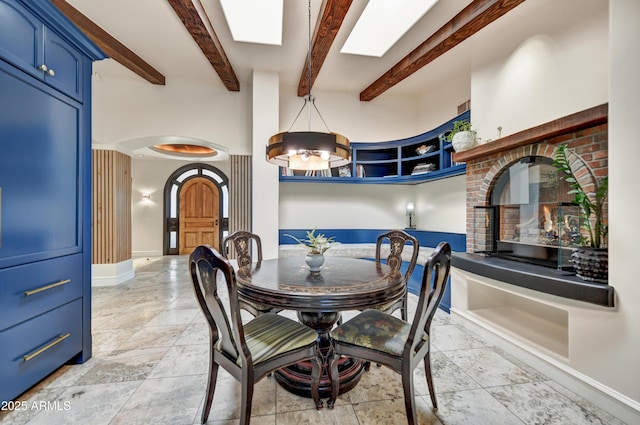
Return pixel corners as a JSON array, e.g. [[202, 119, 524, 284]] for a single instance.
[[0, 256, 627, 425]]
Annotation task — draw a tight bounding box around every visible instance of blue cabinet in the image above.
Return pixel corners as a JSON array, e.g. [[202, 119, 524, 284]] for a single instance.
[[280, 110, 470, 184], [0, 0, 105, 403], [0, 0, 84, 101]]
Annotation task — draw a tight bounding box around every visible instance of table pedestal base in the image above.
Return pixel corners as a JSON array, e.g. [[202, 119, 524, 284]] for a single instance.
[[274, 310, 365, 400], [274, 355, 363, 399]]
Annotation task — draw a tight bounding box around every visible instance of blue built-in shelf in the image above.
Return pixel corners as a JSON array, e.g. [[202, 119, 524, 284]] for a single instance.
[[280, 110, 470, 184]]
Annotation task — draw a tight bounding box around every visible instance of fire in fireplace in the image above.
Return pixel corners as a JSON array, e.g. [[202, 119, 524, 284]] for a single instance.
[[473, 155, 581, 270]]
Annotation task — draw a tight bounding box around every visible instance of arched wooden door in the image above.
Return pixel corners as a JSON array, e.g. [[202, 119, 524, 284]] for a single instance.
[[179, 177, 220, 254]]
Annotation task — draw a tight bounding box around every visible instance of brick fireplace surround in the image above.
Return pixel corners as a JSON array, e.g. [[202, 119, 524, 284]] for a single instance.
[[451, 103, 614, 307]]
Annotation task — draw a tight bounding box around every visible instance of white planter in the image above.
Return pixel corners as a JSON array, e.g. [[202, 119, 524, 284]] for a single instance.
[[451, 131, 477, 152]]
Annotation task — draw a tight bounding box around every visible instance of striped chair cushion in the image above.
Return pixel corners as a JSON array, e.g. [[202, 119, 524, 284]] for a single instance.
[[331, 309, 415, 357], [240, 313, 318, 365]]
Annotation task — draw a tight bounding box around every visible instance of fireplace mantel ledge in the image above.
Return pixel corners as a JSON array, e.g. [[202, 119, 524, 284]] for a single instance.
[[452, 103, 608, 163], [451, 252, 614, 307]]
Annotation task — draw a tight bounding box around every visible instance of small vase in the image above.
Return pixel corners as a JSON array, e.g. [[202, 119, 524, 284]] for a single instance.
[[305, 253, 325, 272]]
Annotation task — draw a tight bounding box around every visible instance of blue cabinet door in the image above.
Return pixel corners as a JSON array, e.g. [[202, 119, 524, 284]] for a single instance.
[[0, 63, 81, 269], [43, 27, 83, 101], [0, 0, 43, 80]]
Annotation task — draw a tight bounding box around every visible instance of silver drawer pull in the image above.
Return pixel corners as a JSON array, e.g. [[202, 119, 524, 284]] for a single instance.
[[23, 333, 71, 362], [47, 68, 55, 76], [24, 279, 71, 296]]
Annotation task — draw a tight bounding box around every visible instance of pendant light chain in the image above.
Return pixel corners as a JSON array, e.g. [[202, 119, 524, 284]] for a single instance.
[[288, 0, 331, 133], [307, 0, 312, 100]]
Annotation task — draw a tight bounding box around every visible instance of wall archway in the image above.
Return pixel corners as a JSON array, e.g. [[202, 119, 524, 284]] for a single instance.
[[163, 163, 229, 255]]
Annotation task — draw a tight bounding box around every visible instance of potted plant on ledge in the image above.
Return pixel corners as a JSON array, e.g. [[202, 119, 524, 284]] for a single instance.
[[554, 144, 608, 283], [446, 119, 477, 152], [284, 228, 336, 272]]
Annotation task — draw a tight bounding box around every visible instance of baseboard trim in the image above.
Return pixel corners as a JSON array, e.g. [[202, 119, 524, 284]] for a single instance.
[[451, 308, 640, 425], [92, 259, 134, 286], [132, 250, 163, 258]]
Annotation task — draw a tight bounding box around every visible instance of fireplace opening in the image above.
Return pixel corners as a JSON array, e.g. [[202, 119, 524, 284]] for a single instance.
[[473, 156, 581, 270]]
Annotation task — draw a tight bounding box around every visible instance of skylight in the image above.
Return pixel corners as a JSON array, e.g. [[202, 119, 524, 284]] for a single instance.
[[219, 0, 283, 46], [341, 0, 439, 57]]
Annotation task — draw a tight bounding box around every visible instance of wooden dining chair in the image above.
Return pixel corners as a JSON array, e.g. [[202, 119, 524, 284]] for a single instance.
[[374, 229, 419, 321], [190, 245, 322, 424], [328, 241, 452, 425], [222, 230, 263, 268], [222, 230, 280, 316]]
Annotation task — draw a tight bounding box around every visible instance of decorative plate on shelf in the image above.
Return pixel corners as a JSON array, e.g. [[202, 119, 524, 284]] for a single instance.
[[416, 145, 436, 155]]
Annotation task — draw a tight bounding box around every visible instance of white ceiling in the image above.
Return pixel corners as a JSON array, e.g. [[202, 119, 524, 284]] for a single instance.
[[66, 0, 474, 97]]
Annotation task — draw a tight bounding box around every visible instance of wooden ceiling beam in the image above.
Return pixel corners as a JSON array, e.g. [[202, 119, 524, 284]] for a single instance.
[[50, 0, 165, 85], [360, 0, 526, 101], [297, 0, 353, 97], [168, 0, 239, 91]]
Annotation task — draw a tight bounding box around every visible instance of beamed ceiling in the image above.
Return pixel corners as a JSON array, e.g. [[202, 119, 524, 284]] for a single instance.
[[56, 0, 527, 101]]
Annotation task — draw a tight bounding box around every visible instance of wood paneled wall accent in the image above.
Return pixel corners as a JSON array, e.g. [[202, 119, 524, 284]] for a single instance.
[[228, 155, 252, 258], [92, 149, 132, 264]]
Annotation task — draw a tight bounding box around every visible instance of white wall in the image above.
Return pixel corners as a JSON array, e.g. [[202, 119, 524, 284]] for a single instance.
[[414, 175, 467, 234], [470, 0, 609, 142], [416, 42, 473, 133], [252, 71, 280, 258], [279, 183, 413, 230], [91, 60, 252, 154], [279, 87, 420, 143], [606, 0, 640, 409]]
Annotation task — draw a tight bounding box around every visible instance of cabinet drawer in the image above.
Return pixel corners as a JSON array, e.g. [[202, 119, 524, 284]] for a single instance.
[[0, 254, 83, 331], [0, 298, 82, 403]]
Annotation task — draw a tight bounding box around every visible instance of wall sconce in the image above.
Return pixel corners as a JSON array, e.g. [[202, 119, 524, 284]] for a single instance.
[[406, 202, 416, 229], [142, 193, 151, 201]]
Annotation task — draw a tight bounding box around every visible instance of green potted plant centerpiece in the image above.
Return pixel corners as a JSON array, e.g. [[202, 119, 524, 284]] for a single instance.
[[284, 228, 336, 272], [446, 119, 477, 152], [553, 144, 608, 283]]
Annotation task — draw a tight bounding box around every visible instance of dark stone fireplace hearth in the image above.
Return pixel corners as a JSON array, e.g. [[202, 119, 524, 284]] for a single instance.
[[451, 253, 614, 307]]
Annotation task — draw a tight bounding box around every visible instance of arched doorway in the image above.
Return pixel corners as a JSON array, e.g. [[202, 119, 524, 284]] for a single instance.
[[163, 164, 229, 255]]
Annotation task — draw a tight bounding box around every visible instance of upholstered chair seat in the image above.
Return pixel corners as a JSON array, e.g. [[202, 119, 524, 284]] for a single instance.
[[240, 313, 318, 365], [331, 309, 413, 357]]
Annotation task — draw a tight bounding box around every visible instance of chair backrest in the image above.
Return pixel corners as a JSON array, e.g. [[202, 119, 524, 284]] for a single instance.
[[406, 241, 451, 354], [375, 230, 419, 280], [222, 231, 263, 268], [190, 245, 249, 367]]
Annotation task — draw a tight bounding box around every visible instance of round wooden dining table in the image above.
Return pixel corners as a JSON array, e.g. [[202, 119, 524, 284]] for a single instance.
[[235, 256, 404, 399]]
